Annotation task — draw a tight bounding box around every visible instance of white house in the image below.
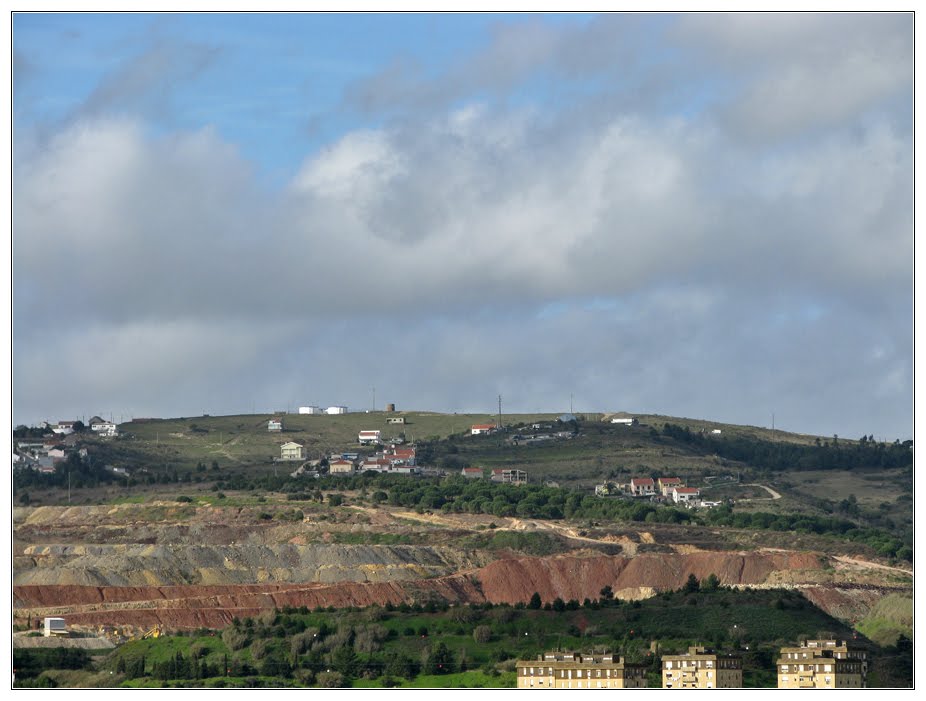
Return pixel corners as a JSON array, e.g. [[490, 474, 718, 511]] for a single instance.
[[672, 487, 701, 504], [326, 406, 348, 415], [52, 421, 76, 435], [471, 424, 496, 436], [268, 418, 283, 432], [611, 417, 637, 426], [90, 419, 118, 437], [358, 430, 382, 445], [711, 429, 722, 435], [298, 406, 323, 415], [280, 441, 305, 461]]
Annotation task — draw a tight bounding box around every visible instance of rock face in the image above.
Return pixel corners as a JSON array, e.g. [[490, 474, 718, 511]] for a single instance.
[[16, 549, 897, 632], [15, 543, 492, 587], [13, 504, 912, 633]]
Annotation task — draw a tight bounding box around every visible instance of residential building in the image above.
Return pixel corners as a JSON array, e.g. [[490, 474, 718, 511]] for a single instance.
[[298, 406, 323, 415], [471, 423, 496, 435], [358, 430, 382, 445], [658, 477, 683, 496], [326, 406, 348, 415], [461, 467, 484, 479], [490, 468, 528, 485], [328, 459, 355, 475], [610, 417, 637, 425], [672, 487, 701, 504], [280, 441, 305, 461], [268, 417, 283, 432], [386, 446, 416, 466], [777, 640, 868, 689], [52, 421, 76, 435], [516, 651, 647, 689], [361, 457, 392, 472], [662, 646, 742, 689], [90, 418, 118, 436], [630, 477, 656, 497]]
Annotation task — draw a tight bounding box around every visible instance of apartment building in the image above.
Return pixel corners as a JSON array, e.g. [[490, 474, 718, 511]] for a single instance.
[[516, 652, 648, 689], [662, 646, 742, 688], [777, 640, 867, 689]]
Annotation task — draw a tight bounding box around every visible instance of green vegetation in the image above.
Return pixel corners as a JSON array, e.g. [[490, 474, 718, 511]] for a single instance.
[[856, 595, 913, 647], [87, 586, 906, 688]]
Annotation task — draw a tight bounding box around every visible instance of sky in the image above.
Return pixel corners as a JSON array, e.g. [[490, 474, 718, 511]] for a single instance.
[[11, 11, 914, 440]]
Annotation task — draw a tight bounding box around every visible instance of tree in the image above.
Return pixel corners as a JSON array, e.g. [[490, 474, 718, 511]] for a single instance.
[[473, 625, 492, 644], [425, 642, 456, 675], [599, 585, 614, 601], [528, 592, 542, 609], [702, 574, 721, 592], [552, 597, 566, 612], [683, 574, 700, 593]]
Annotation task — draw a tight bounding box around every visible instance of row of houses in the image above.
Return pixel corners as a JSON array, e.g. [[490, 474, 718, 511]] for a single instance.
[[40, 417, 118, 437], [327, 444, 419, 475], [607, 476, 718, 507], [517, 640, 868, 690]]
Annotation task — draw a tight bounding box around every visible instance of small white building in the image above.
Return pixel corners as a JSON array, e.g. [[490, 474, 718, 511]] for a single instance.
[[326, 406, 348, 415], [358, 430, 382, 445], [298, 406, 323, 415], [471, 424, 496, 436], [268, 418, 283, 432], [611, 417, 637, 426], [711, 429, 722, 435], [44, 617, 67, 637], [52, 421, 76, 435]]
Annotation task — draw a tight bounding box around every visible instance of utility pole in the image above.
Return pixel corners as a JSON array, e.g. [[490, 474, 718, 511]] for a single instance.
[[372, 386, 376, 412], [498, 395, 502, 429], [772, 412, 775, 431], [570, 394, 574, 414]]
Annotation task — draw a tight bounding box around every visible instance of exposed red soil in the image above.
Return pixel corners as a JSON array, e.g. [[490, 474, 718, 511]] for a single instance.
[[13, 550, 830, 631]]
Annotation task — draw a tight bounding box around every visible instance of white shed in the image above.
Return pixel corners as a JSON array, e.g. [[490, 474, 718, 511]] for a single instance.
[[44, 617, 67, 636]]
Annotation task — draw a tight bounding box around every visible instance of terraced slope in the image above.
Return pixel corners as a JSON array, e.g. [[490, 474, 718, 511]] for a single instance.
[[12, 501, 911, 635]]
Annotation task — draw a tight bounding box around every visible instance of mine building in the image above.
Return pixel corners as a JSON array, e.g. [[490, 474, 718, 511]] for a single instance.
[[43, 617, 67, 637]]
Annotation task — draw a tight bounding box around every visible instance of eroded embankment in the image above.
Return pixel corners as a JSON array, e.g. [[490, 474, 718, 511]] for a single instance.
[[14, 543, 492, 587], [15, 549, 881, 631]]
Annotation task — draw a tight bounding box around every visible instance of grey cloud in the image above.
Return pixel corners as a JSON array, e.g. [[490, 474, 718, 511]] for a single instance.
[[74, 38, 221, 122]]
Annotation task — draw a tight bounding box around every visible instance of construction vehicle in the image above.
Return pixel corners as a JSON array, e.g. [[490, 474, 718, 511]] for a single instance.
[[140, 625, 162, 640]]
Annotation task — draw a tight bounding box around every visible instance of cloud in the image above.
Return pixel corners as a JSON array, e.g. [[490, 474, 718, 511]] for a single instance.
[[673, 13, 913, 138], [12, 14, 913, 439], [74, 38, 221, 122]]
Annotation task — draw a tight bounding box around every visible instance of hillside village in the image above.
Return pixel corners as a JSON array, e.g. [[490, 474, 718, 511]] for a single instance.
[[15, 410, 728, 510]]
